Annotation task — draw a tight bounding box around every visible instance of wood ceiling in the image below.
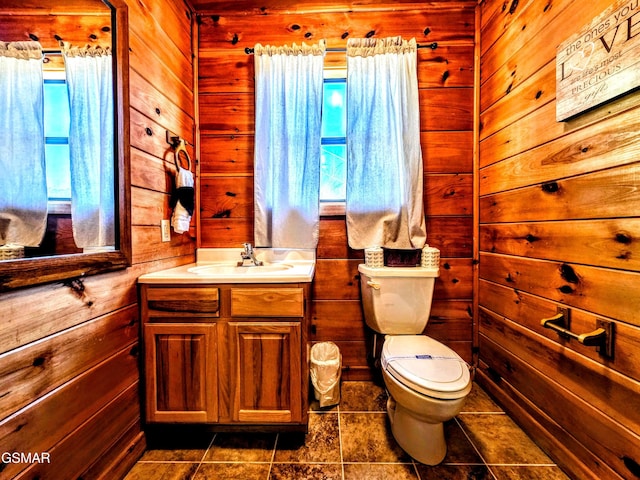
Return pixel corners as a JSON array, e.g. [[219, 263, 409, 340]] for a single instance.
[[189, 0, 474, 14], [0, 0, 108, 14]]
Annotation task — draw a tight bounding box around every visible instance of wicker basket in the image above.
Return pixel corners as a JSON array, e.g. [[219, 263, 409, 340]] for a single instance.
[[0, 244, 25, 260]]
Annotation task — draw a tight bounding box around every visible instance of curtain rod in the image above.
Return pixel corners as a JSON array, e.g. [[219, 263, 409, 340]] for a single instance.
[[244, 42, 437, 54]]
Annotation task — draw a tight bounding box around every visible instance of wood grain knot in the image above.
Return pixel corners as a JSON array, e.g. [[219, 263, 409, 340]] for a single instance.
[[560, 264, 579, 284], [615, 232, 632, 244], [212, 209, 231, 218], [32, 357, 46, 367], [558, 285, 574, 294], [623, 457, 640, 477], [541, 182, 559, 193]]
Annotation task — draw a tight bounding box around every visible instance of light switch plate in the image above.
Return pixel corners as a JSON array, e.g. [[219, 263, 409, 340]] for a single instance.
[[161, 219, 171, 242]]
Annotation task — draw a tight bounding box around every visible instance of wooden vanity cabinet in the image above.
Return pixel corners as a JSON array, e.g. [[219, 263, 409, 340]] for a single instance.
[[140, 283, 311, 429]]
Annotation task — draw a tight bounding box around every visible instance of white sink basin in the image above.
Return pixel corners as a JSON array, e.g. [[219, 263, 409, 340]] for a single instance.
[[138, 248, 315, 284], [187, 262, 294, 276]]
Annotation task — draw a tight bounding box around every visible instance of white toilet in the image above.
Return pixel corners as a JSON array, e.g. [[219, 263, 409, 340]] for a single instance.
[[358, 263, 472, 465]]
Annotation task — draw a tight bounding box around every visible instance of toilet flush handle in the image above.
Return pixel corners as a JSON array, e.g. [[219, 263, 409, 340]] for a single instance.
[[367, 280, 381, 290]]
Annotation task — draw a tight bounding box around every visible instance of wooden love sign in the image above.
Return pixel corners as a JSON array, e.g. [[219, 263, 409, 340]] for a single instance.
[[556, 0, 640, 121]]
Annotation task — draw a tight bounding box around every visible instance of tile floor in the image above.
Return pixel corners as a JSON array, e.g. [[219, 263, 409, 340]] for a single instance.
[[124, 381, 572, 480]]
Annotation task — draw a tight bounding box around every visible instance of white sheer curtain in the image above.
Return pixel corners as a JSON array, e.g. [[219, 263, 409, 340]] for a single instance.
[[253, 41, 325, 248], [345, 37, 427, 250], [0, 41, 48, 247], [63, 43, 114, 248]]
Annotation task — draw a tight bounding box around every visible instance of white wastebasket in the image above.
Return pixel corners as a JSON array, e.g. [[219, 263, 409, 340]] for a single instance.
[[310, 342, 342, 408]]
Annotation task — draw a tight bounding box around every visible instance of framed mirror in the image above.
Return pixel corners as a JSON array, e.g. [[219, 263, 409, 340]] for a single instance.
[[0, 0, 130, 291]]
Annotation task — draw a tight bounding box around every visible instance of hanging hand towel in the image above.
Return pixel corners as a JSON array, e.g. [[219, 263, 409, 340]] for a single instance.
[[170, 167, 194, 234]]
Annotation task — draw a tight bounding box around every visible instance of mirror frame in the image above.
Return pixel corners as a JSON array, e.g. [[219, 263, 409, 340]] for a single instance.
[[0, 0, 131, 292]]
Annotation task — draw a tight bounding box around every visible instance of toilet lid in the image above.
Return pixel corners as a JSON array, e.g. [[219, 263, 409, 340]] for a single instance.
[[381, 336, 470, 399]]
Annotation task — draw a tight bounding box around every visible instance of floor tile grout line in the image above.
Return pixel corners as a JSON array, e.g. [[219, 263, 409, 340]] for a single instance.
[[191, 432, 217, 480], [196, 461, 488, 465], [311, 409, 388, 414], [342, 411, 387, 413], [453, 415, 500, 480], [266, 433, 278, 480], [136, 461, 208, 464], [458, 411, 506, 415], [195, 461, 274, 464], [412, 458, 423, 480], [337, 404, 345, 480], [341, 461, 422, 465], [136, 459, 503, 466]]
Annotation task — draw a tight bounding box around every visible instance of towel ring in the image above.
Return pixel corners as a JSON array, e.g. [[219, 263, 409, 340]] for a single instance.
[[174, 139, 192, 171]]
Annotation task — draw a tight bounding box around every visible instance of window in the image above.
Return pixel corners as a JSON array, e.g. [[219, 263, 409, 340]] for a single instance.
[[320, 71, 347, 204], [43, 70, 71, 203]]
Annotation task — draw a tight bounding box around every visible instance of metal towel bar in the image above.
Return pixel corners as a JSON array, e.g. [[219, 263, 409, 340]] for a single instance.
[[540, 308, 614, 358]]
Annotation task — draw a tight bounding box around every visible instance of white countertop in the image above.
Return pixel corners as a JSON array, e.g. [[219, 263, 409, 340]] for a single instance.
[[138, 248, 316, 284]]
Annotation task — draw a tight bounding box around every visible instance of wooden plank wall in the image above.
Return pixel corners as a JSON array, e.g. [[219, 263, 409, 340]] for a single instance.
[[196, 1, 477, 380], [0, 0, 196, 477], [478, 0, 640, 479]]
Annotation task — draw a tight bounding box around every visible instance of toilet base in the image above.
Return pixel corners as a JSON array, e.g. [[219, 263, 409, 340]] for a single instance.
[[387, 396, 447, 465]]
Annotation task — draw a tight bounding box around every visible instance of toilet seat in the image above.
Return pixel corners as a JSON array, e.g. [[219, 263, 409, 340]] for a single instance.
[[381, 335, 471, 400]]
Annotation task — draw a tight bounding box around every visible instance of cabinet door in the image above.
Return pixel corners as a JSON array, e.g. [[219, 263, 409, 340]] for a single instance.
[[229, 322, 302, 423], [144, 324, 218, 423]]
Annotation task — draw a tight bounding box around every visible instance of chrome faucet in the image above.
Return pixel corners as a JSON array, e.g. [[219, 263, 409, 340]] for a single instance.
[[238, 242, 263, 267]]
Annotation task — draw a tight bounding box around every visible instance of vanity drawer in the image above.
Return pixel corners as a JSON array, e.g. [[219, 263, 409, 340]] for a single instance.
[[146, 287, 220, 315], [230, 288, 304, 317]]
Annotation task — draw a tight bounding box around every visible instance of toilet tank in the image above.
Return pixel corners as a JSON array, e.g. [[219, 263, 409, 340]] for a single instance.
[[358, 264, 439, 334]]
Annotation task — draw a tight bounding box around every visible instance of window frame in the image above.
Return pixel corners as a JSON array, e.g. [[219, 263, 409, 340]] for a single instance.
[[320, 68, 347, 216], [43, 69, 72, 211]]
